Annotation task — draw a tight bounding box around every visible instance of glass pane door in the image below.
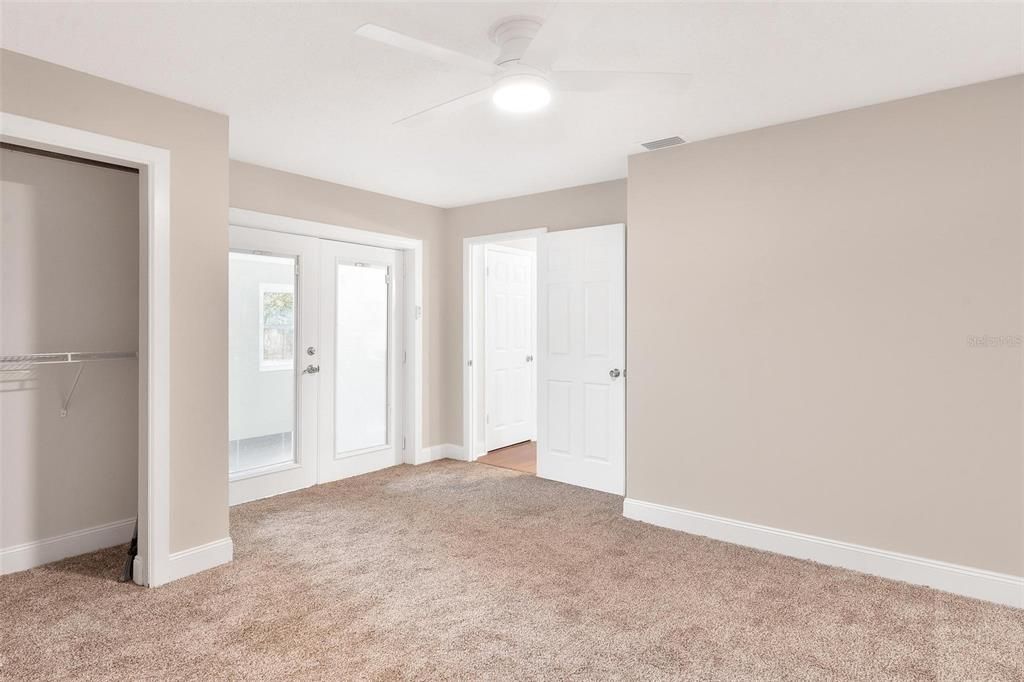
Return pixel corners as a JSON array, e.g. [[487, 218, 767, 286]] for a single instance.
[[229, 252, 297, 476], [335, 263, 389, 454], [318, 241, 401, 483], [228, 227, 318, 506]]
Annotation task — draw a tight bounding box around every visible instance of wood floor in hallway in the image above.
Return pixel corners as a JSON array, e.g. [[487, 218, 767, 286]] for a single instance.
[[476, 440, 536, 474]]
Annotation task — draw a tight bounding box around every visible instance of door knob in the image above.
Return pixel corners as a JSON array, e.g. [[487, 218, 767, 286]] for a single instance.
[[526, 355, 534, 363], [303, 364, 320, 375], [609, 368, 621, 378], [306, 346, 316, 356]]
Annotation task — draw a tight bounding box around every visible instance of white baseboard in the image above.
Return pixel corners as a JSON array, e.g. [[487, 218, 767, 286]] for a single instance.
[[165, 537, 233, 583], [1, 518, 136, 575], [623, 498, 1023, 609], [417, 443, 467, 464]]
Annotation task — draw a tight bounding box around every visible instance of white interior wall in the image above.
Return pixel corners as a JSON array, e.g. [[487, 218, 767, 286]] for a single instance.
[[1, 148, 139, 549]]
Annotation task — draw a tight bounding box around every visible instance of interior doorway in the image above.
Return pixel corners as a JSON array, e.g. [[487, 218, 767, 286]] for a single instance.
[[463, 230, 542, 474], [464, 224, 626, 495]]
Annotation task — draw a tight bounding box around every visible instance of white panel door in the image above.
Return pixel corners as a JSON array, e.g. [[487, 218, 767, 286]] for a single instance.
[[318, 241, 402, 482], [537, 224, 625, 495], [229, 227, 319, 506], [485, 244, 536, 450]]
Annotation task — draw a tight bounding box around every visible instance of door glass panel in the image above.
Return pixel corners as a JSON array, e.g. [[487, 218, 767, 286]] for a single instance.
[[335, 263, 389, 454], [229, 252, 296, 476]]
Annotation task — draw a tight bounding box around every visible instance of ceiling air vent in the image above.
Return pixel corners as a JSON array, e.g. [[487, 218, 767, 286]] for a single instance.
[[641, 136, 686, 151]]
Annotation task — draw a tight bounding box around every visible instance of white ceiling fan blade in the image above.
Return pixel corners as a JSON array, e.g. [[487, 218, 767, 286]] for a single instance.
[[518, 5, 567, 70], [356, 23, 501, 76], [394, 85, 494, 126], [551, 71, 692, 93]]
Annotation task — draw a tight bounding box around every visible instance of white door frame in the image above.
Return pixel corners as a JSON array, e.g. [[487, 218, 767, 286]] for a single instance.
[[462, 228, 546, 461], [0, 113, 172, 586], [229, 208, 424, 466]]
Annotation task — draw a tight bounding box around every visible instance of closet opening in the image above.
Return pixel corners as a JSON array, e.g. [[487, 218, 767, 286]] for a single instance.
[[0, 127, 165, 584]]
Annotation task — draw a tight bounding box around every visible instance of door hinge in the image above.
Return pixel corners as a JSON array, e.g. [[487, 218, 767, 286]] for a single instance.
[[403, 350, 407, 364], [486, 265, 490, 277], [403, 436, 407, 451], [385, 273, 392, 285], [486, 414, 490, 425]]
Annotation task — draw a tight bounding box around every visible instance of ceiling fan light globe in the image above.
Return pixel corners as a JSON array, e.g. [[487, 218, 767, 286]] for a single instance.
[[492, 75, 552, 113]]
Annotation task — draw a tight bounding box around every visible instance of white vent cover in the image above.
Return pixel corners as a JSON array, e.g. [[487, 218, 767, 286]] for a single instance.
[[641, 136, 686, 151]]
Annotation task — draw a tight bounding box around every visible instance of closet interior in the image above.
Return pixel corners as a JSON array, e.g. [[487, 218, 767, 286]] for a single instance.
[[1, 142, 142, 579]]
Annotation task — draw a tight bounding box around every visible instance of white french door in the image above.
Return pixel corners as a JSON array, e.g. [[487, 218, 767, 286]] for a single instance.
[[537, 224, 625, 495], [228, 227, 319, 506], [485, 243, 536, 450], [229, 228, 403, 504], [318, 241, 402, 482]]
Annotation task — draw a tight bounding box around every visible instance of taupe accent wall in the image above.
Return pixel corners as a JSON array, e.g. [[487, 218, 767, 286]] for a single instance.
[[1, 49, 230, 554], [626, 76, 1024, 575]]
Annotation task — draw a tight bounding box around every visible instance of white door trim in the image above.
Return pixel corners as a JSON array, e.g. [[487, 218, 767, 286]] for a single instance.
[[229, 208, 424, 466], [462, 228, 547, 461], [0, 113, 172, 586]]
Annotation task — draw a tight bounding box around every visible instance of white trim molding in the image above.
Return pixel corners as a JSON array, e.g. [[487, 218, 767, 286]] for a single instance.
[[1, 113, 172, 588], [417, 444, 468, 464], [1, 518, 136, 576], [623, 498, 1024, 609], [165, 537, 234, 583]]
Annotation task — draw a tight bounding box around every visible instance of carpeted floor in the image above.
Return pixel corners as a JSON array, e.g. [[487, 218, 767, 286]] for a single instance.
[[2, 461, 1022, 680]]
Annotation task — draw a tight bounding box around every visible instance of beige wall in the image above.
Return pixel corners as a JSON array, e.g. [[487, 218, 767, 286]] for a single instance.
[[1, 148, 139, 547], [229, 161, 448, 446], [627, 76, 1024, 575], [442, 179, 627, 443], [1, 50, 230, 554]]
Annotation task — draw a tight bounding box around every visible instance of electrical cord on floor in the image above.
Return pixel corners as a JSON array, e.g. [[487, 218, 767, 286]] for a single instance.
[[118, 520, 138, 583]]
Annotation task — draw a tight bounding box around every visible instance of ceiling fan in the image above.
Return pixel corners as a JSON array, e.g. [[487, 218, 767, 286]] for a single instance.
[[355, 14, 691, 125]]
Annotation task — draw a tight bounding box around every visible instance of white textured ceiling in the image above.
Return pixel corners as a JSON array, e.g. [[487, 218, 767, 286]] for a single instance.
[[2, 2, 1021, 207]]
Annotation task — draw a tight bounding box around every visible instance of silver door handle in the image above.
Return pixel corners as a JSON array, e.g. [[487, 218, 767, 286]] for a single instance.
[[526, 355, 534, 362], [609, 368, 621, 378], [303, 364, 320, 374]]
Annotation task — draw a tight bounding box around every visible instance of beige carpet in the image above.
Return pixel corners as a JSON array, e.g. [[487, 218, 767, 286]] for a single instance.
[[2, 461, 1022, 680]]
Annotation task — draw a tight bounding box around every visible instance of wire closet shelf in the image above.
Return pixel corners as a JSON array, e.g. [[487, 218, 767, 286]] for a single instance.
[[0, 351, 138, 417]]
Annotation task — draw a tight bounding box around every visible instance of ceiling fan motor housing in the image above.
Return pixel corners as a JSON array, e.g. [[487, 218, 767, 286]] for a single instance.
[[488, 16, 543, 66]]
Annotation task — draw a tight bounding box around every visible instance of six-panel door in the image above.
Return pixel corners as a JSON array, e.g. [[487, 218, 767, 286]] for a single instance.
[[537, 224, 626, 495]]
